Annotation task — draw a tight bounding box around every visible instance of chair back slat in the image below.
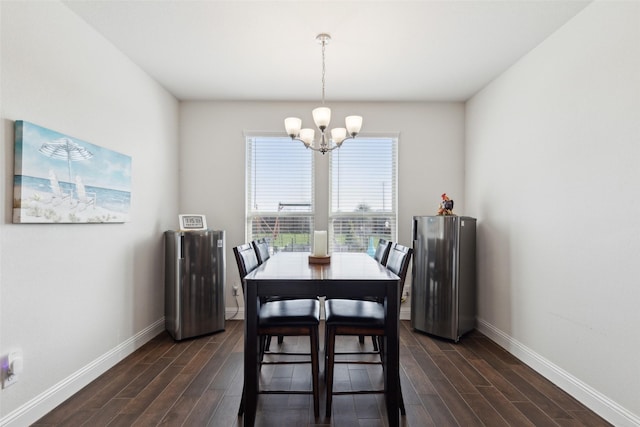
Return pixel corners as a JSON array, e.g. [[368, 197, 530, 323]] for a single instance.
[[373, 239, 391, 265], [252, 238, 271, 264], [233, 243, 260, 293], [386, 243, 412, 288]]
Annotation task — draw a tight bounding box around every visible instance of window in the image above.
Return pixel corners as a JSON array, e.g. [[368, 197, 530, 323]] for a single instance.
[[329, 136, 398, 253], [246, 136, 314, 252]]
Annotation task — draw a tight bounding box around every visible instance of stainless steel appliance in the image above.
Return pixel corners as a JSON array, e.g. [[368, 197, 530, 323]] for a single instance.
[[411, 216, 476, 342], [164, 229, 225, 340]]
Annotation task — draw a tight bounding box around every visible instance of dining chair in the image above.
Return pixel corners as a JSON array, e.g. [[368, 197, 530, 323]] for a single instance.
[[323, 242, 413, 417], [252, 238, 283, 348], [360, 238, 392, 349], [233, 243, 321, 417]]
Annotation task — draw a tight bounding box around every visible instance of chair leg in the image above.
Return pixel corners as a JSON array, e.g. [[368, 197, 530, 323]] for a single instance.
[[259, 335, 266, 365], [325, 327, 336, 417], [264, 335, 284, 350], [323, 323, 329, 382], [238, 385, 245, 415], [358, 335, 365, 344], [310, 327, 320, 418], [324, 331, 405, 418], [378, 336, 405, 416], [245, 330, 320, 418], [265, 335, 272, 351], [371, 335, 379, 352]]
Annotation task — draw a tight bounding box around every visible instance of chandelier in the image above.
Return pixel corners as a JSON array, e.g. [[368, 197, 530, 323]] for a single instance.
[[284, 33, 363, 155]]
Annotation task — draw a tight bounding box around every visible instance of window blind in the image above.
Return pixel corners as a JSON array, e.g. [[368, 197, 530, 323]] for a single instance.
[[329, 137, 398, 253], [246, 136, 314, 252]]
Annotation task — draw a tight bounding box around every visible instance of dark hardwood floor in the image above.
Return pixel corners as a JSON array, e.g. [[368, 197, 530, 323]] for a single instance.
[[34, 320, 611, 426]]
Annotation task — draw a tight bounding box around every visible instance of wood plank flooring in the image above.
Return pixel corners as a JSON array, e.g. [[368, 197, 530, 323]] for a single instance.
[[34, 320, 611, 426]]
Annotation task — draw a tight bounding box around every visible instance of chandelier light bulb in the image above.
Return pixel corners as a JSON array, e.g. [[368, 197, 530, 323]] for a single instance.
[[285, 117, 302, 137], [345, 116, 363, 136], [312, 107, 331, 130], [299, 128, 315, 146], [331, 128, 347, 144]]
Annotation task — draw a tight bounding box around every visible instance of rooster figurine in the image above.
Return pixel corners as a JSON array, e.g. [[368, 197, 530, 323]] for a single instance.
[[437, 193, 455, 216]]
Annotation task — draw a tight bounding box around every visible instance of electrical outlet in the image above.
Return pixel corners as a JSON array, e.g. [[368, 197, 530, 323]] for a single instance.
[[401, 290, 410, 304], [232, 285, 239, 296], [1, 351, 22, 389], [3, 373, 18, 388]]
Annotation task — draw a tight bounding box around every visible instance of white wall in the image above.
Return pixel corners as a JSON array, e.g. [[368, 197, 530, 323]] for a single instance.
[[466, 1, 640, 425], [0, 2, 179, 424], [179, 101, 465, 310]]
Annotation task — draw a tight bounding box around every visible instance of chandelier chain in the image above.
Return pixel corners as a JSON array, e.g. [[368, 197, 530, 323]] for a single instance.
[[321, 38, 326, 105]]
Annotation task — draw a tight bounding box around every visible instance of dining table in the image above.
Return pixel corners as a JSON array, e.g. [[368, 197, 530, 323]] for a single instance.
[[242, 251, 402, 427]]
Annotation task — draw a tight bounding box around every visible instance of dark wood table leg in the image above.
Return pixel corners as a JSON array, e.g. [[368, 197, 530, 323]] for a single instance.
[[384, 280, 400, 427], [243, 280, 259, 427]]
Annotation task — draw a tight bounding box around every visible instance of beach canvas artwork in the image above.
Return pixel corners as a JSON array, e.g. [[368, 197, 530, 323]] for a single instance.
[[13, 120, 132, 223]]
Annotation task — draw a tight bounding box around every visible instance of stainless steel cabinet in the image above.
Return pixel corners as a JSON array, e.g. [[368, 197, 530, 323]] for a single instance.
[[411, 216, 476, 342], [164, 230, 225, 340]]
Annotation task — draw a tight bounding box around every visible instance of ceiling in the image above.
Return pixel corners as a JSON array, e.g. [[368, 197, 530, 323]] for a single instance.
[[62, 0, 591, 102]]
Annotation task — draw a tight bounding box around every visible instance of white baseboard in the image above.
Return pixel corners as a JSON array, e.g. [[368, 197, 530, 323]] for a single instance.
[[0, 318, 165, 427], [476, 317, 640, 427], [226, 307, 245, 320]]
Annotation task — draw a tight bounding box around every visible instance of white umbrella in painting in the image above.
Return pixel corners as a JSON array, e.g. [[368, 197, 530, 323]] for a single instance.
[[38, 137, 93, 194]]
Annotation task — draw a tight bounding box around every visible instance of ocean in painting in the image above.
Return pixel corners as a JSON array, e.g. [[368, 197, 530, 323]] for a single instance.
[[13, 175, 131, 223], [16, 175, 130, 213]]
